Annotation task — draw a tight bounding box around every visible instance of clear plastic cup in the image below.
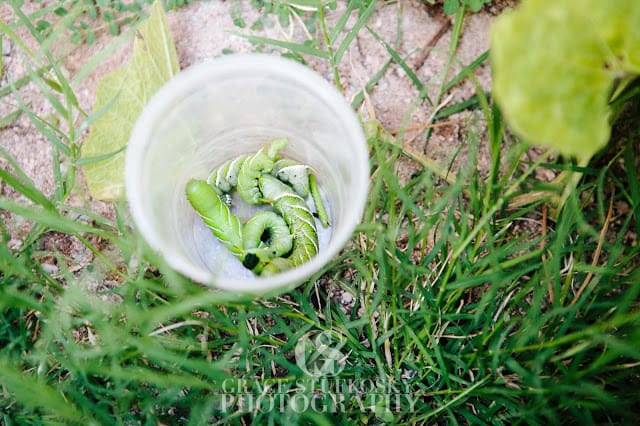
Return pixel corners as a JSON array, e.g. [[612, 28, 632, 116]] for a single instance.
[[125, 54, 369, 296]]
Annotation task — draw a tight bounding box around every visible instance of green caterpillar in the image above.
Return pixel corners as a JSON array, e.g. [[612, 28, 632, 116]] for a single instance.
[[270, 159, 329, 228], [236, 138, 288, 204], [187, 138, 330, 277], [206, 141, 330, 228], [271, 159, 311, 198], [207, 154, 249, 194], [207, 138, 287, 204], [257, 174, 319, 275], [185, 179, 244, 258], [186, 179, 295, 273], [242, 210, 293, 273], [309, 173, 329, 228]]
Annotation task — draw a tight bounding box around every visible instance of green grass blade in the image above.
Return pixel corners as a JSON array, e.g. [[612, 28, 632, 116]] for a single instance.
[[0, 16, 37, 59], [443, 49, 488, 93], [0, 147, 56, 211], [333, 0, 378, 64], [434, 93, 484, 118], [230, 32, 329, 58], [329, 0, 358, 43], [0, 109, 22, 129], [74, 145, 127, 167], [350, 57, 393, 109], [8, 84, 71, 156], [0, 359, 89, 423], [0, 65, 50, 98], [366, 26, 428, 101], [0, 198, 112, 239]]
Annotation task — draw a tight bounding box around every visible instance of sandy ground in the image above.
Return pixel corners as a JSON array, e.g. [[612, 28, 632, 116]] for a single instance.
[[0, 0, 508, 276]]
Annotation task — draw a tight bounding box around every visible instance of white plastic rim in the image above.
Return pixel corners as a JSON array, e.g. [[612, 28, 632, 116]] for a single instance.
[[125, 54, 369, 296]]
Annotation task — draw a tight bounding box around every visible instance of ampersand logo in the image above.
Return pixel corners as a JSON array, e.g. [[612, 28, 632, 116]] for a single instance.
[[295, 330, 348, 377]]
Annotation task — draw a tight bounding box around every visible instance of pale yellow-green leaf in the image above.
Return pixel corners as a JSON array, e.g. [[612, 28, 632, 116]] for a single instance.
[[490, 0, 640, 162], [82, 1, 179, 200]]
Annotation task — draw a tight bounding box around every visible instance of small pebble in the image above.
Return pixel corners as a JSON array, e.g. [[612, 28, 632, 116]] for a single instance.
[[8, 238, 22, 250], [41, 263, 59, 274], [341, 291, 354, 305]]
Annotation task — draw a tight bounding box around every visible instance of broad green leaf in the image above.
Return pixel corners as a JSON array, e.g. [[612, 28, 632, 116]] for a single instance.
[[82, 0, 179, 200], [443, 0, 460, 16], [490, 0, 640, 162]]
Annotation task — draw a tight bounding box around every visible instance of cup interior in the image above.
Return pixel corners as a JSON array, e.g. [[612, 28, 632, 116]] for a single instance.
[[126, 55, 369, 295]]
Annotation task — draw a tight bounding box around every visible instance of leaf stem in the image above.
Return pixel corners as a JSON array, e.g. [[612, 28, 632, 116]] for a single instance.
[[318, 5, 343, 94]]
